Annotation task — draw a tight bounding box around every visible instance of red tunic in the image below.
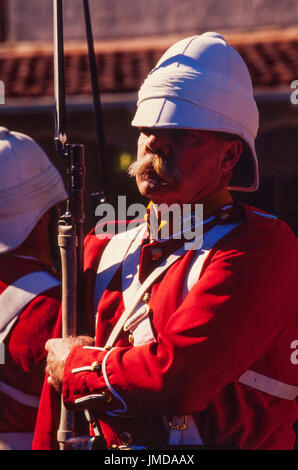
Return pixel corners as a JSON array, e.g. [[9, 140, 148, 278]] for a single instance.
[[33, 203, 298, 450], [0, 255, 61, 443]]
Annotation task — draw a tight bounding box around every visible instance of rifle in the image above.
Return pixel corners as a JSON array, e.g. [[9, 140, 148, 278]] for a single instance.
[[53, 0, 108, 450]]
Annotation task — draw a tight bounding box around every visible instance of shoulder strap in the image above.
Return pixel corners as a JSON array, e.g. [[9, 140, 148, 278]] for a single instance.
[[104, 245, 187, 349], [104, 222, 242, 349], [0, 271, 61, 342], [183, 221, 242, 296], [93, 223, 146, 313]]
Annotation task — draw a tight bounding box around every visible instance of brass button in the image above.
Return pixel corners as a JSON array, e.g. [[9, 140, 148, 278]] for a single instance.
[[145, 304, 151, 315], [119, 432, 133, 445], [142, 292, 151, 303], [219, 212, 229, 221], [91, 361, 101, 372], [128, 334, 134, 346], [101, 391, 113, 404], [150, 246, 162, 260]]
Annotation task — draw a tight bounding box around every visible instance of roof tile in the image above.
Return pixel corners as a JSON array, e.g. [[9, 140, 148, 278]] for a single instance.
[[0, 30, 298, 98]]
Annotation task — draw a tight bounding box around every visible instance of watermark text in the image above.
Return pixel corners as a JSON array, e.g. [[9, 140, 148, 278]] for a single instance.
[[290, 80, 298, 104], [94, 196, 204, 250], [290, 340, 298, 365], [0, 342, 4, 365], [0, 81, 4, 104]]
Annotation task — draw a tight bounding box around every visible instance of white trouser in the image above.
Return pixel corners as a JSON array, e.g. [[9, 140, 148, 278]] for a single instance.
[[0, 432, 33, 450]]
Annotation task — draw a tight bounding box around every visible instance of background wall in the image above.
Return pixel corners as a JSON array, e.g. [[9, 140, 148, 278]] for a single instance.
[[7, 0, 298, 42]]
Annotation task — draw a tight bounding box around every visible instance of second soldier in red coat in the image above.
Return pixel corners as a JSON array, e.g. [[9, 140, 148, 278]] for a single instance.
[[0, 128, 67, 450]]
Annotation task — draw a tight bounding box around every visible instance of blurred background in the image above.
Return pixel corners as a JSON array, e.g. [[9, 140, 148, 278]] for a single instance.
[[0, 0, 298, 236]]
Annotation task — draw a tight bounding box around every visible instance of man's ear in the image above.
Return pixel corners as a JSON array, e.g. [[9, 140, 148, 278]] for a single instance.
[[221, 139, 242, 173]]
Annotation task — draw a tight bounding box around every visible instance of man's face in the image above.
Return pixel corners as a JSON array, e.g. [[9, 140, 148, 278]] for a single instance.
[[130, 128, 241, 205]]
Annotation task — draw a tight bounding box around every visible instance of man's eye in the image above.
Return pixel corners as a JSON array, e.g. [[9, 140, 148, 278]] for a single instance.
[[171, 130, 189, 137], [173, 131, 201, 143]]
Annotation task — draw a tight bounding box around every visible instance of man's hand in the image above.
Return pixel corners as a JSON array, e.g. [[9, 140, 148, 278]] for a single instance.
[[45, 336, 94, 391]]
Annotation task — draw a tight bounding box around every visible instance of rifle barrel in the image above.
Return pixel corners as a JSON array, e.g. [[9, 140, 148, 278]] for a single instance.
[[53, 0, 67, 154], [83, 0, 108, 198]]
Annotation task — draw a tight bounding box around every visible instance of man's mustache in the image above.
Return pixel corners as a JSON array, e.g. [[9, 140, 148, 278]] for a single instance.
[[128, 153, 182, 186]]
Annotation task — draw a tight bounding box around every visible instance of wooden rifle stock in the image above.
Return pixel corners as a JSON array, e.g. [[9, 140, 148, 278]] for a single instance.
[[57, 222, 77, 449], [57, 145, 85, 449]]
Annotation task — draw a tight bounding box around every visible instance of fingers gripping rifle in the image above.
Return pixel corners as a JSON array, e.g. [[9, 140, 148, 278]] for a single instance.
[[53, 0, 108, 450]]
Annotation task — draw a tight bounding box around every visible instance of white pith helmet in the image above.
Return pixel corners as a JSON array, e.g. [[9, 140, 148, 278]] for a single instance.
[[132, 32, 259, 192], [0, 127, 68, 253]]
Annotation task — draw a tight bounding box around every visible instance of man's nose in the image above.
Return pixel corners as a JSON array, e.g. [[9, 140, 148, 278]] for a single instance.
[[144, 133, 169, 156]]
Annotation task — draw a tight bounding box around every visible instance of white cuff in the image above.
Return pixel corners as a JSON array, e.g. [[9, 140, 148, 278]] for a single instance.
[[101, 348, 128, 416]]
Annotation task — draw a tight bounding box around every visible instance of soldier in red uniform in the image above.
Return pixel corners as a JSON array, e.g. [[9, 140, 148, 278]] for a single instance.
[[0, 128, 67, 450], [35, 33, 298, 450]]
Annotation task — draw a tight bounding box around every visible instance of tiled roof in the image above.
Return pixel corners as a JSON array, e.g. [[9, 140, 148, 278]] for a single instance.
[[1, 29, 298, 99]]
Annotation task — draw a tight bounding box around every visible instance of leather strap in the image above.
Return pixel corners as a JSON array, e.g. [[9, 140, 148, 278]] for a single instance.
[[238, 370, 298, 400], [103, 222, 242, 349], [0, 271, 61, 343], [0, 379, 39, 408]]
